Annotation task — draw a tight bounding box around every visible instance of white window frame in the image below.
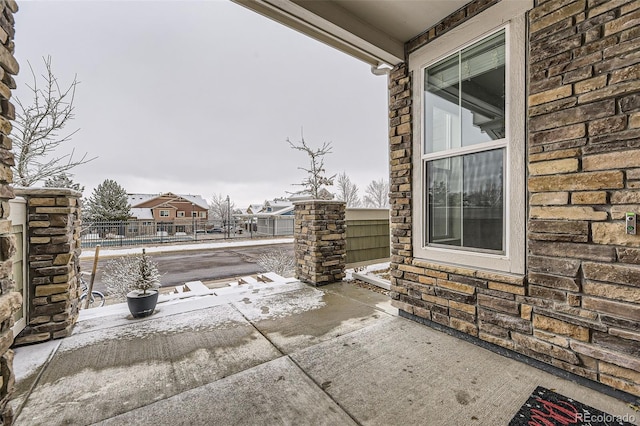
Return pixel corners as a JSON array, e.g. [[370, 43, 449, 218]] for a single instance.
[[410, 1, 529, 274], [159, 210, 170, 217], [177, 211, 185, 218]]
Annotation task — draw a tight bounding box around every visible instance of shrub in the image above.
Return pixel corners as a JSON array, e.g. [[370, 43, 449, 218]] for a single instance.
[[102, 250, 161, 300], [256, 249, 295, 277]]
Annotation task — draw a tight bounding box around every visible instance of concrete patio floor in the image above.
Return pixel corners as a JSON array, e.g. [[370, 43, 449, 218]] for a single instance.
[[10, 279, 638, 425]]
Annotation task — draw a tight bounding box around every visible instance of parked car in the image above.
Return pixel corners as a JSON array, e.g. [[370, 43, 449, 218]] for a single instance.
[[208, 227, 224, 233]]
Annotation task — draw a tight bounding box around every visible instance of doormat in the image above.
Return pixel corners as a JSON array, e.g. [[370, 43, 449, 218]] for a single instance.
[[509, 386, 636, 425]]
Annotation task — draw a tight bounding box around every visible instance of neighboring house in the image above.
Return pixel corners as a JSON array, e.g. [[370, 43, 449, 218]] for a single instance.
[[128, 193, 209, 222], [239, 198, 295, 236], [234, 1, 640, 398]]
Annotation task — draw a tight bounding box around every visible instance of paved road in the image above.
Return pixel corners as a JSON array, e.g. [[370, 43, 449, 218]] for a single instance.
[[80, 243, 294, 294]]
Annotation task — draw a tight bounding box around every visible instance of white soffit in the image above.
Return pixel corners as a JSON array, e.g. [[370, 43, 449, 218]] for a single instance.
[[231, 0, 469, 66]]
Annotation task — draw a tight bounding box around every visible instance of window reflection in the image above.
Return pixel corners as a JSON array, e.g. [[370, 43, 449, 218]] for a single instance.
[[424, 30, 505, 154], [427, 149, 504, 252]]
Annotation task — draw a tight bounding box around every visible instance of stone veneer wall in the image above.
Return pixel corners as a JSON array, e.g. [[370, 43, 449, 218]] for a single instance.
[[13, 188, 82, 346], [294, 200, 346, 286], [389, 0, 640, 398], [0, 1, 20, 424]]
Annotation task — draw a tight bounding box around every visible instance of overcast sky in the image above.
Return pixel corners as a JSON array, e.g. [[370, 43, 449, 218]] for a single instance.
[[12, 0, 389, 208]]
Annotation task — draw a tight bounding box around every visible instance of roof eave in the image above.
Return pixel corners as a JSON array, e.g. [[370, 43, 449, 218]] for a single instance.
[[231, 0, 405, 66]]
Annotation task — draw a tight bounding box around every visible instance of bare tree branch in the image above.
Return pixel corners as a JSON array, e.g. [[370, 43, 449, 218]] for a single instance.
[[335, 171, 361, 207], [209, 193, 236, 224], [364, 179, 389, 208], [11, 56, 96, 187], [287, 131, 336, 199]]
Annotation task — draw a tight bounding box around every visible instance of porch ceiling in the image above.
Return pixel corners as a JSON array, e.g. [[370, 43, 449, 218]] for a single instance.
[[231, 0, 470, 67]]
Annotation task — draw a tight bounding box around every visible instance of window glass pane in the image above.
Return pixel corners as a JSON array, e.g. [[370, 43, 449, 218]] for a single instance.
[[427, 156, 462, 247], [424, 56, 460, 153], [424, 30, 505, 154], [462, 149, 503, 251], [461, 30, 505, 145], [427, 148, 504, 251]]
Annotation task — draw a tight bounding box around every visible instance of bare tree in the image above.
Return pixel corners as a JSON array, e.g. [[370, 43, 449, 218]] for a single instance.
[[12, 56, 95, 187], [287, 133, 335, 198], [335, 171, 361, 207], [364, 178, 390, 208], [209, 193, 236, 224]]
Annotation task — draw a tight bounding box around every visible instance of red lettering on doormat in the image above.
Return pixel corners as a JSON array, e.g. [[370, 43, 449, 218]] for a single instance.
[[528, 397, 579, 426]]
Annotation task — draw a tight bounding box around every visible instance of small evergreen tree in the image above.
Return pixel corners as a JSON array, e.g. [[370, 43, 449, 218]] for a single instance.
[[44, 172, 84, 192], [136, 249, 161, 294], [84, 179, 131, 221], [102, 249, 161, 300]]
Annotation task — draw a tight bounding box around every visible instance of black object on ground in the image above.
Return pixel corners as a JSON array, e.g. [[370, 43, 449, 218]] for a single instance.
[[509, 386, 635, 426]]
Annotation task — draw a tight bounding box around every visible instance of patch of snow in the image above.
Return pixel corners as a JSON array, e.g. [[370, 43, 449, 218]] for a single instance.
[[345, 261, 390, 280], [235, 287, 326, 321], [63, 304, 246, 353], [13, 340, 60, 382]]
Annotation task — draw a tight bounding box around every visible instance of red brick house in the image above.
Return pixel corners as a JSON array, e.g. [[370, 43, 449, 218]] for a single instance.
[[128, 193, 209, 222], [235, 0, 640, 398]]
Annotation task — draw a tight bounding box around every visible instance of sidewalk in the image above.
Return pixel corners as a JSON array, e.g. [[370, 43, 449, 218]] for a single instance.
[[79, 237, 294, 260], [11, 279, 638, 425]]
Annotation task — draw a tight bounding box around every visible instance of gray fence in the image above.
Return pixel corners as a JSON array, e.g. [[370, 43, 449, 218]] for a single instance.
[[80, 219, 252, 248]]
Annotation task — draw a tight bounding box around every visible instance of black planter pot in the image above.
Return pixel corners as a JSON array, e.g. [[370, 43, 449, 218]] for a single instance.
[[126, 289, 159, 318]]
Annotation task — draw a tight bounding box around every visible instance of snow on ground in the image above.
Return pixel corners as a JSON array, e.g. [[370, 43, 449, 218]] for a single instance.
[[13, 340, 60, 382], [62, 304, 246, 353], [345, 261, 390, 280], [237, 287, 326, 321], [80, 238, 294, 259]]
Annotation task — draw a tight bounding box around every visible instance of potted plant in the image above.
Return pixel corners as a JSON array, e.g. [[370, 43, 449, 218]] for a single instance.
[[100, 248, 162, 317], [125, 249, 161, 318]]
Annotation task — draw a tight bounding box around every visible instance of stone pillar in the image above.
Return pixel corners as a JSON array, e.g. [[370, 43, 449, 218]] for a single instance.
[[387, 63, 413, 301], [294, 200, 346, 286], [13, 188, 82, 346], [0, 1, 20, 424]]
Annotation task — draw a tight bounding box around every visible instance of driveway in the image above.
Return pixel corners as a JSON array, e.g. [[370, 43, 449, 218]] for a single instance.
[[80, 243, 294, 293]]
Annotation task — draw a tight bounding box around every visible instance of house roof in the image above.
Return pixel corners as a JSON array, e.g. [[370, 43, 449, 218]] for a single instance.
[[231, 0, 472, 66], [128, 193, 209, 210], [130, 208, 154, 220], [241, 199, 295, 217]]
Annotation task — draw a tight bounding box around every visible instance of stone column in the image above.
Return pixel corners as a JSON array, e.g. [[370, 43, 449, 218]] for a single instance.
[[294, 200, 346, 286], [14, 188, 82, 346], [0, 1, 20, 424], [387, 63, 413, 303]]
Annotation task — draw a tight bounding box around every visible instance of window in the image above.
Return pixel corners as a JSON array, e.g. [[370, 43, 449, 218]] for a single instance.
[[177, 211, 185, 218], [200, 211, 207, 218], [425, 30, 506, 253], [159, 210, 170, 217], [192, 211, 197, 217], [410, 2, 527, 274]]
